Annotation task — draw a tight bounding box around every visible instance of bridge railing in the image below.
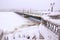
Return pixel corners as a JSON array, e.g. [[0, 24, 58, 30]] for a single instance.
[[41, 19, 60, 40], [42, 19, 58, 34], [16, 9, 50, 16]]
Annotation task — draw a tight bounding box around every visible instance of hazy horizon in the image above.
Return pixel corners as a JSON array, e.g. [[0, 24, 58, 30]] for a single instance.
[[0, 0, 60, 11]]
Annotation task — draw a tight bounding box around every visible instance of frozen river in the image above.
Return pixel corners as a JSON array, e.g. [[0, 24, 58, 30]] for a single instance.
[[0, 12, 44, 40], [0, 12, 36, 32]]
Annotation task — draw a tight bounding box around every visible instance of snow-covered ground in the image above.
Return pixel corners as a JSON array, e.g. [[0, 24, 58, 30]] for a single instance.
[[2, 25, 41, 40], [1, 11, 59, 40], [0, 12, 43, 40], [41, 15, 60, 25], [0, 12, 36, 32]]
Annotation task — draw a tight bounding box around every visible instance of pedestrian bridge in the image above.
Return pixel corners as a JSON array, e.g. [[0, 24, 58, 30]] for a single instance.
[[15, 9, 50, 17]]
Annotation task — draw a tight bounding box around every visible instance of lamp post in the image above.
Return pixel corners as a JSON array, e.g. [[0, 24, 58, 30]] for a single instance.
[[50, 2, 55, 12]]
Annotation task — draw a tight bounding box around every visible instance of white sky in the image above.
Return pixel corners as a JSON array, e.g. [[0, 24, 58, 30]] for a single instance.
[[0, 0, 60, 10]]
